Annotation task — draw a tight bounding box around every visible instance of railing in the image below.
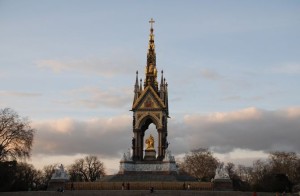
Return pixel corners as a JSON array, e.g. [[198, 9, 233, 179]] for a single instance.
[[65, 182, 213, 191]]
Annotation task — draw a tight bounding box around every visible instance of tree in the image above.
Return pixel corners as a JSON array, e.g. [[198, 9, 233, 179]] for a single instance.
[[0, 160, 17, 191], [268, 151, 299, 183], [11, 162, 43, 191], [236, 164, 252, 184], [68, 155, 105, 182], [225, 162, 235, 180], [251, 159, 270, 190], [40, 164, 58, 189], [0, 108, 35, 161], [180, 148, 218, 181], [228, 164, 252, 191]]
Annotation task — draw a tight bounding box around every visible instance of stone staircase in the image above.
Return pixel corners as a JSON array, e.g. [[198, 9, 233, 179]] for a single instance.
[[102, 173, 197, 182]]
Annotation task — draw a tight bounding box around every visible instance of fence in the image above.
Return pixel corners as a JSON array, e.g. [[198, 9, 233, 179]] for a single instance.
[[65, 181, 213, 191]]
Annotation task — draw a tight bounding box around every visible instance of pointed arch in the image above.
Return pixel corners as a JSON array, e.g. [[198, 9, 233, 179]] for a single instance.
[[136, 113, 162, 131]]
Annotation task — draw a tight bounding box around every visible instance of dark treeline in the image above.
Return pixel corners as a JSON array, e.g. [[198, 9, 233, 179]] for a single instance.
[[0, 108, 105, 191], [1, 149, 300, 192], [178, 148, 300, 193], [0, 155, 105, 191]]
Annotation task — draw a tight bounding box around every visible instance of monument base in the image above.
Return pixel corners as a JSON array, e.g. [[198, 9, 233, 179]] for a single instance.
[[47, 164, 69, 191], [47, 179, 68, 191], [119, 160, 178, 175], [213, 179, 233, 191], [144, 149, 156, 161], [103, 150, 197, 182], [118, 150, 178, 175]]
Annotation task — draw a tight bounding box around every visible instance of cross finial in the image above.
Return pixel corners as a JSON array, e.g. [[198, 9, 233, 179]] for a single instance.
[[149, 18, 155, 28]]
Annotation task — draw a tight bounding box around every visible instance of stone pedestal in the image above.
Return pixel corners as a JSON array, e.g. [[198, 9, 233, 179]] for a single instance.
[[47, 179, 68, 191], [144, 149, 156, 161], [119, 150, 178, 175]]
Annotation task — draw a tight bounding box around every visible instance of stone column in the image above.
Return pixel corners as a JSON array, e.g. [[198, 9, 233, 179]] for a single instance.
[[157, 129, 162, 159], [132, 130, 138, 160], [136, 131, 141, 160], [139, 132, 144, 160]]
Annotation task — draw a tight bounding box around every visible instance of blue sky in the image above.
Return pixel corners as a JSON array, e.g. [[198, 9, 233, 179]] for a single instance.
[[1, 1, 300, 173]]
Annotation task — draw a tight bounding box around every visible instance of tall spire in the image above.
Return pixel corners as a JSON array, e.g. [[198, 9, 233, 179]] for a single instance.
[[144, 18, 158, 90]]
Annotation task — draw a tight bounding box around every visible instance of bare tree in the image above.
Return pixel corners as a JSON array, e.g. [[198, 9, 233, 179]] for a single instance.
[[268, 151, 299, 183], [180, 148, 219, 181], [236, 164, 253, 184], [225, 162, 236, 180], [0, 108, 35, 161], [12, 162, 42, 191], [68, 155, 105, 182], [251, 159, 269, 183]]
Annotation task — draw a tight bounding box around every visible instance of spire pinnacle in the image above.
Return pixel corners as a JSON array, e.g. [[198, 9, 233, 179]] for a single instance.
[[135, 71, 139, 86], [160, 70, 164, 87], [140, 78, 143, 91], [144, 18, 158, 90], [133, 71, 139, 102], [149, 18, 155, 29]]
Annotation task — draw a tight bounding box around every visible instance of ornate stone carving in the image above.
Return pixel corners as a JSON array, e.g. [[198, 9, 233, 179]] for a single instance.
[[51, 164, 69, 180], [163, 150, 175, 162], [119, 161, 178, 173], [214, 165, 230, 180], [135, 112, 162, 129]]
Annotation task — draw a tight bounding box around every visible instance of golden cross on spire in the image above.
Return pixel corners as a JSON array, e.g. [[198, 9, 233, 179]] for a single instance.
[[149, 18, 155, 28]]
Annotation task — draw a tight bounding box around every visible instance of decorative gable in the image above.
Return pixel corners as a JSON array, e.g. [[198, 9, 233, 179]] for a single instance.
[[132, 86, 165, 110]]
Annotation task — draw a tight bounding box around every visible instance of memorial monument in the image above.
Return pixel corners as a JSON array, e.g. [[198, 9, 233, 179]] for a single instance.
[[47, 164, 69, 191], [213, 165, 233, 191], [118, 18, 178, 176]]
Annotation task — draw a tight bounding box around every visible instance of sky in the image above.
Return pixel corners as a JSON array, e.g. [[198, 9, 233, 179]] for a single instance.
[[1, 0, 300, 174]]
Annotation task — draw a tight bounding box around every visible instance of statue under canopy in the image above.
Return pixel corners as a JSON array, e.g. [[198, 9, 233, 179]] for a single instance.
[[145, 134, 155, 150]]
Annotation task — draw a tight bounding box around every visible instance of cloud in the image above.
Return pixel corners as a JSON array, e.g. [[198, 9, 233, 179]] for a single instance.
[[221, 95, 263, 102], [36, 55, 139, 77], [0, 91, 42, 97], [32, 115, 132, 158], [58, 86, 132, 109], [31, 107, 300, 164], [175, 107, 300, 154], [273, 63, 300, 74], [199, 68, 222, 80], [214, 149, 268, 166]]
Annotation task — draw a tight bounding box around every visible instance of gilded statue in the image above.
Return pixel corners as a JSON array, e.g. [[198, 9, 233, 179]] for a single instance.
[[145, 134, 155, 150], [153, 67, 157, 78], [149, 63, 154, 73], [145, 64, 157, 78]]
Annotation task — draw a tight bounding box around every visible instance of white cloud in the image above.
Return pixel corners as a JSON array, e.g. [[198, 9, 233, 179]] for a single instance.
[[173, 107, 300, 154], [199, 68, 222, 80], [32, 115, 132, 157], [214, 149, 268, 166], [59, 86, 132, 109], [36, 54, 139, 77], [31, 106, 300, 157], [29, 107, 300, 173], [273, 63, 300, 74], [184, 107, 262, 123], [0, 91, 42, 97]]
